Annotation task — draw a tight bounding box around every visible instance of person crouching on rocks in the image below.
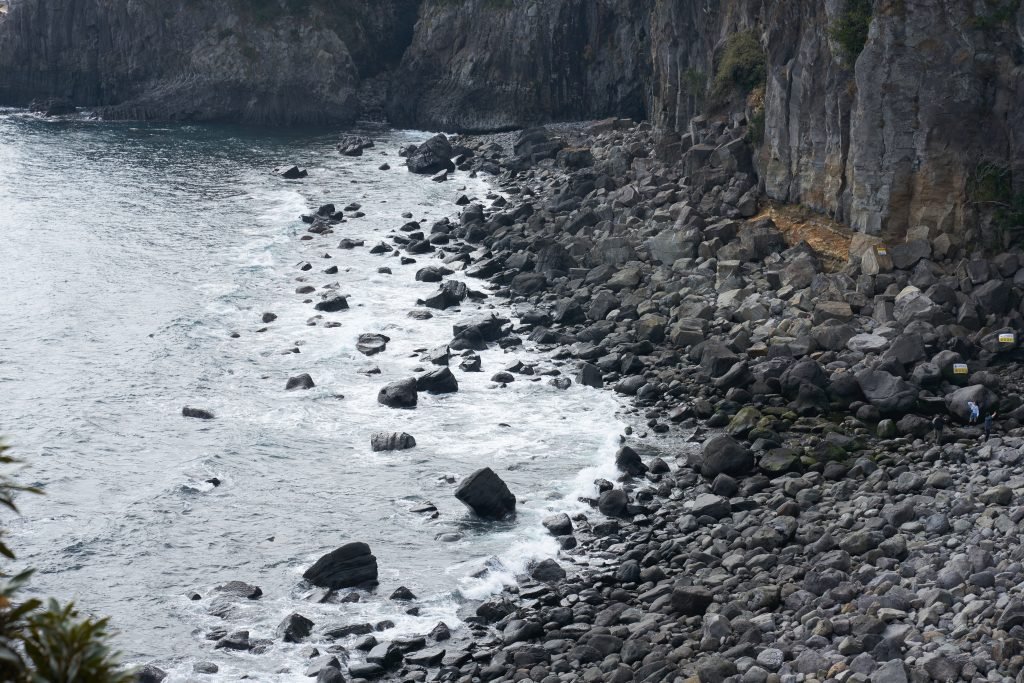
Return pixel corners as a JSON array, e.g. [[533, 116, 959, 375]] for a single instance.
[[968, 400, 980, 425], [932, 415, 944, 444], [984, 412, 996, 441]]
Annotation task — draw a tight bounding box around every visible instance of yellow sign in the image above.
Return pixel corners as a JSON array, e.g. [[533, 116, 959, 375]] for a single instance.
[[875, 246, 888, 256], [999, 333, 1015, 344], [953, 364, 968, 375]]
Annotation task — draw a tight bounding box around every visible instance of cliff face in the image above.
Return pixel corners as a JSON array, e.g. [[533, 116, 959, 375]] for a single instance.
[[386, 0, 652, 132], [0, 0, 419, 124], [1, 0, 1022, 241]]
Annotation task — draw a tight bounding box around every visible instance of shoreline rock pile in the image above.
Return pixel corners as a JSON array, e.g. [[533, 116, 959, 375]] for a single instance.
[[160, 117, 1024, 683]]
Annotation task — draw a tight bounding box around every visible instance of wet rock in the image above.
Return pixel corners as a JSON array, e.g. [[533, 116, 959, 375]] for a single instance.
[[303, 542, 379, 589], [530, 558, 566, 582], [286, 373, 315, 391], [367, 641, 403, 668], [314, 295, 349, 313], [370, 432, 416, 452], [389, 586, 417, 601], [615, 445, 648, 477], [214, 581, 262, 600], [598, 489, 629, 517], [315, 667, 345, 683], [136, 665, 168, 683], [278, 166, 307, 180], [577, 362, 603, 388], [416, 367, 459, 394], [542, 513, 573, 536], [276, 613, 314, 643], [214, 630, 250, 651], [356, 333, 390, 356], [407, 134, 455, 175], [423, 280, 468, 310], [454, 467, 516, 519], [182, 406, 215, 419], [377, 378, 418, 408], [192, 662, 218, 675]]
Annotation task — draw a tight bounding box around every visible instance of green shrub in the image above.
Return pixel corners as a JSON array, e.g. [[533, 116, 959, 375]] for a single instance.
[[969, 163, 1024, 234], [828, 0, 873, 65], [712, 30, 766, 101], [0, 443, 131, 683]]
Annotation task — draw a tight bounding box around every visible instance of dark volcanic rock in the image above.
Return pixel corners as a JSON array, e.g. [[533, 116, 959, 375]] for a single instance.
[[315, 295, 349, 313], [370, 432, 416, 451], [182, 406, 215, 419], [377, 378, 418, 408], [303, 542, 379, 589], [407, 134, 455, 174], [276, 613, 314, 643], [356, 333, 390, 356], [454, 467, 516, 519], [286, 373, 315, 391], [699, 435, 754, 479], [416, 367, 459, 394]]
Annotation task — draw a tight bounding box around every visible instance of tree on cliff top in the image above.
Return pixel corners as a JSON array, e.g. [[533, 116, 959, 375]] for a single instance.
[[0, 442, 131, 683]]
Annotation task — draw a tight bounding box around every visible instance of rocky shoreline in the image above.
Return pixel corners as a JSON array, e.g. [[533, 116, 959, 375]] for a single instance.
[[151, 117, 1024, 682]]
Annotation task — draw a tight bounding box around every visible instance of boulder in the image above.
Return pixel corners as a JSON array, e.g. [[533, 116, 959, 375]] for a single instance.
[[286, 374, 315, 391], [182, 406, 215, 420], [407, 134, 455, 174], [889, 239, 931, 269], [530, 559, 566, 582], [671, 586, 714, 616], [277, 613, 314, 643], [454, 468, 516, 519], [615, 446, 648, 477], [856, 369, 918, 416], [303, 542, 379, 589], [542, 513, 573, 536], [423, 280, 468, 310], [370, 432, 416, 452], [945, 385, 997, 423], [377, 379, 418, 408], [356, 333, 390, 356], [598, 489, 629, 517], [416, 367, 459, 394], [700, 435, 754, 479], [315, 295, 349, 313]]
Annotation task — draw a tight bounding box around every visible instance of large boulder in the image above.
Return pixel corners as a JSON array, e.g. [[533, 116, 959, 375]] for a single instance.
[[856, 369, 918, 416], [423, 280, 468, 310], [455, 468, 516, 520], [780, 358, 827, 399], [417, 367, 459, 394], [303, 542, 379, 589], [378, 379, 418, 408], [699, 435, 754, 479], [370, 432, 416, 452], [407, 134, 455, 174], [615, 446, 648, 477], [945, 385, 997, 423]]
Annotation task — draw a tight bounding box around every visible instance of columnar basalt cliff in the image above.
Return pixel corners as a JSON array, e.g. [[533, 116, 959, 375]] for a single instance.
[[1, 0, 1021, 239]]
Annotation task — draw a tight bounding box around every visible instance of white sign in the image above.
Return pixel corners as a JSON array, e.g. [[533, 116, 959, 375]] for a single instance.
[[953, 363, 968, 375], [999, 333, 1015, 344]]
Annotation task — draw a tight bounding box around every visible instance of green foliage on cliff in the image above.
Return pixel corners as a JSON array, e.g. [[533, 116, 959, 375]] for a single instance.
[[828, 0, 873, 65], [712, 30, 766, 102], [0, 443, 131, 683], [969, 163, 1024, 233]]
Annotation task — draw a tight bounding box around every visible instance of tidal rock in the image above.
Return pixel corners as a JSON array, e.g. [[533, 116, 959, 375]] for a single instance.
[[182, 406, 215, 419], [278, 166, 307, 180], [370, 432, 416, 452], [542, 513, 573, 536], [530, 558, 566, 582], [286, 374, 315, 391], [407, 134, 455, 175], [356, 333, 390, 356], [416, 367, 459, 394], [315, 295, 349, 313], [598, 489, 629, 517], [377, 379, 418, 408], [454, 467, 516, 519], [136, 665, 168, 683], [276, 613, 314, 643], [615, 445, 648, 477], [303, 542, 379, 589], [214, 581, 262, 600]]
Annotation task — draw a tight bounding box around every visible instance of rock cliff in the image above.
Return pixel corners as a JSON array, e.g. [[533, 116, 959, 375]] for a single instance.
[[1, 0, 1022, 240], [0, 0, 419, 124]]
